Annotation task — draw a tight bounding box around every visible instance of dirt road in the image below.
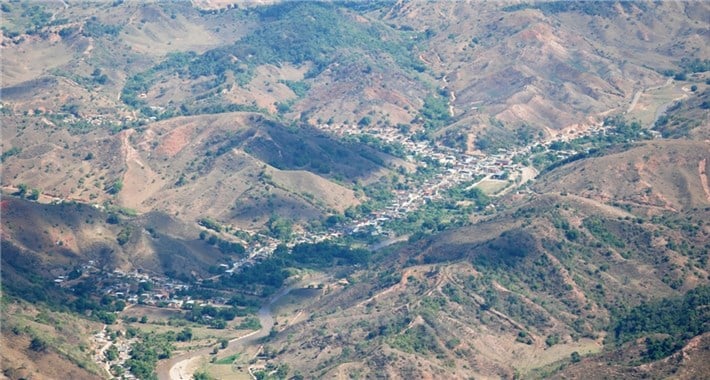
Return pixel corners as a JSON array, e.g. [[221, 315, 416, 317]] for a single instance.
[[156, 285, 299, 380]]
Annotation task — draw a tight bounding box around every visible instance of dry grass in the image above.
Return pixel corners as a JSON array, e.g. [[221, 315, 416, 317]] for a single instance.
[[1, 301, 106, 380], [626, 81, 690, 126], [204, 364, 252, 380], [121, 14, 222, 57], [1, 39, 74, 87], [535, 140, 710, 213], [475, 179, 510, 195]]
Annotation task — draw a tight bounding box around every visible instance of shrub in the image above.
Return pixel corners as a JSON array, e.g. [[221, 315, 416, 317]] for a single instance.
[[106, 180, 123, 195], [116, 227, 132, 245], [30, 337, 48, 352], [106, 214, 120, 224], [27, 188, 40, 200], [545, 334, 560, 347], [358, 116, 372, 127], [176, 327, 193, 342]]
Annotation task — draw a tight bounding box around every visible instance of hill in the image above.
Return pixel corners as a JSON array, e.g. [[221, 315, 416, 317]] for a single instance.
[[533, 140, 710, 213], [1, 1, 709, 379], [3, 1, 707, 153], [2, 0, 706, 235], [0, 196, 234, 283], [1, 298, 106, 380], [238, 139, 709, 379], [0, 111, 402, 231]]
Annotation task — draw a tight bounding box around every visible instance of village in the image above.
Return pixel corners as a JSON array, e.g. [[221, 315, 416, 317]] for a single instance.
[[314, 120, 540, 235], [52, 116, 613, 318], [44, 114, 653, 380]]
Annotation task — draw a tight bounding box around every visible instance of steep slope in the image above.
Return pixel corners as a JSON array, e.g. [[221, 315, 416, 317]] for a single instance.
[[2, 1, 707, 145], [1, 112, 399, 230], [653, 87, 710, 140], [245, 142, 709, 379], [0, 196, 237, 282], [378, 1, 709, 146], [534, 140, 710, 213], [1, 2, 708, 378], [549, 332, 710, 380], [1, 299, 106, 380]]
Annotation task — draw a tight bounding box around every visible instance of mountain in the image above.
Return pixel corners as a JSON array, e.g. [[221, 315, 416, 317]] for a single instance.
[[1, 1, 708, 379], [250, 139, 708, 378]]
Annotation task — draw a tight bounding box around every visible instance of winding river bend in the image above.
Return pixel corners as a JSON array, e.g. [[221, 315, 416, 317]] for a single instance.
[[156, 285, 298, 380]]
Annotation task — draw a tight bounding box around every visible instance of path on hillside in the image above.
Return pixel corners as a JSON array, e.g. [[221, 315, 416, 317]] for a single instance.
[[627, 90, 643, 114], [699, 159, 710, 202], [370, 235, 409, 251], [626, 78, 674, 115], [0, 185, 92, 205]]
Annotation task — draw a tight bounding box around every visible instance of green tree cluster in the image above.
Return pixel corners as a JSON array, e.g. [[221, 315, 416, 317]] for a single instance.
[[611, 286, 710, 361]]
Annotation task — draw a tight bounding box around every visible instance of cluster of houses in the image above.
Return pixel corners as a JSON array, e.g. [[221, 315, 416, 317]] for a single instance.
[[307, 116, 644, 239], [54, 261, 213, 310], [315, 121, 530, 234], [93, 326, 137, 379]]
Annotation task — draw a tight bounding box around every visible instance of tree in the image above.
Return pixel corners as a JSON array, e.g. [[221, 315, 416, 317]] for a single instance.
[[30, 337, 48, 352], [275, 364, 289, 378], [97, 311, 117, 324], [104, 345, 119, 361], [106, 180, 123, 195], [220, 338, 229, 349], [267, 215, 293, 241], [117, 227, 132, 245], [565, 229, 579, 241], [545, 334, 560, 347], [27, 188, 40, 200], [570, 351, 581, 363], [210, 319, 227, 329], [193, 371, 213, 380], [325, 214, 345, 227], [106, 213, 120, 224], [16, 183, 28, 198], [62, 103, 80, 117], [110, 364, 124, 376], [176, 327, 193, 342]]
